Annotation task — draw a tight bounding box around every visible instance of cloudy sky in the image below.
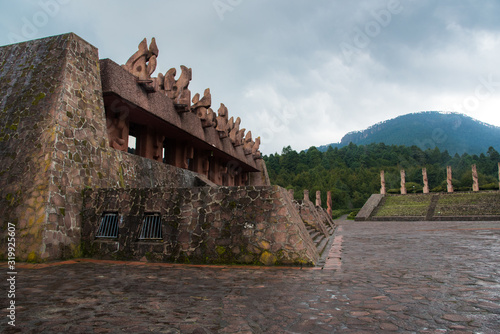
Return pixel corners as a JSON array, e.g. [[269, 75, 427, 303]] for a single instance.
[[1, 0, 500, 154]]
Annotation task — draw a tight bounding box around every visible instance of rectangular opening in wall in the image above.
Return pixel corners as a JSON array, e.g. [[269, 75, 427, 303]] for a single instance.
[[96, 213, 120, 238], [128, 135, 137, 154], [163, 138, 175, 165], [139, 213, 163, 240], [128, 123, 140, 155]]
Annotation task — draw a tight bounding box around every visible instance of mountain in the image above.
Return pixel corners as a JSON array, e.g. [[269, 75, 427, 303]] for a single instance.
[[318, 112, 500, 155]]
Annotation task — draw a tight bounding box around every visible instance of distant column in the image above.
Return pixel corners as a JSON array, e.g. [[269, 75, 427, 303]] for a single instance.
[[303, 189, 309, 202], [380, 170, 386, 195], [400, 169, 407, 195], [316, 191, 321, 207], [447, 166, 454, 193], [327, 191, 332, 216], [472, 164, 479, 192], [288, 189, 294, 200], [422, 168, 429, 194], [498, 162, 500, 190]]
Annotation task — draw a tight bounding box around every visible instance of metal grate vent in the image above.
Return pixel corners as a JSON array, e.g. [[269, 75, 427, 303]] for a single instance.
[[96, 213, 120, 238], [139, 213, 163, 240]]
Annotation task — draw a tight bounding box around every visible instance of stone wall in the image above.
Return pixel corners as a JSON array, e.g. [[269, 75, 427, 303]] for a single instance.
[[81, 185, 319, 265], [0, 34, 66, 262]]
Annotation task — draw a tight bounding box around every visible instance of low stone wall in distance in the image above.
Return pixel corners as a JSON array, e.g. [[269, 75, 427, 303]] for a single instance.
[[82, 186, 319, 265]]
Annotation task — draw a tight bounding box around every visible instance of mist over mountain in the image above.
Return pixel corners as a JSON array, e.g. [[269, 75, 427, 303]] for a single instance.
[[319, 112, 500, 155]]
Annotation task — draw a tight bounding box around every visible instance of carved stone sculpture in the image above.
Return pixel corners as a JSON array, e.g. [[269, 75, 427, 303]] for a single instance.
[[316, 191, 321, 207], [164, 68, 177, 99], [400, 169, 407, 195], [192, 88, 211, 110], [192, 88, 211, 123], [229, 117, 241, 146], [243, 132, 253, 155], [123, 38, 158, 82], [380, 170, 386, 195], [472, 164, 479, 192], [422, 168, 429, 194], [202, 108, 217, 128], [252, 137, 261, 159], [327, 191, 332, 216], [216, 103, 229, 138], [447, 166, 453, 193], [235, 128, 245, 147], [106, 112, 128, 152], [173, 65, 192, 111], [157, 72, 165, 90]]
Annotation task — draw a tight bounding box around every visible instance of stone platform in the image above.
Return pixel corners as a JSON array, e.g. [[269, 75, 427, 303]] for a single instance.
[[2, 219, 499, 333], [357, 191, 500, 221]]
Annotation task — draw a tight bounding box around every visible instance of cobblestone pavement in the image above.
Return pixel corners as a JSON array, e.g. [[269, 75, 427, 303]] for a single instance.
[[2, 220, 500, 333]]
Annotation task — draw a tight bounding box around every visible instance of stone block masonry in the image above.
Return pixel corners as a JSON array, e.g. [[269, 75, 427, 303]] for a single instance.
[[81, 186, 319, 265], [0, 33, 106, 261]]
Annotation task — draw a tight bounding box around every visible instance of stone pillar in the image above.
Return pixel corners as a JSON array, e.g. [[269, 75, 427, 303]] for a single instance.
[[400, 169, 407, 195], [472, 164, 479, 192], [422, 168, 429, 194], [447, 166, 453, 193], [303, 189, 309, 202], [327, 191, 332, 216], [288, 189, 294, 200], [380, 170, 386, 195], [498, 162, 500, 190], [315, 191, 321, 207]]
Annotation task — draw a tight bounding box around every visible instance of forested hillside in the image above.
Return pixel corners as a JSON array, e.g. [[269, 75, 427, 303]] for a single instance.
[[264, 143, 500, 210], [318, 112, 500, 155]]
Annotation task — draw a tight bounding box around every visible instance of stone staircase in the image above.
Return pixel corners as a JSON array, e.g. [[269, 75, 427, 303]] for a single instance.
[[305, 224, 334, 259]]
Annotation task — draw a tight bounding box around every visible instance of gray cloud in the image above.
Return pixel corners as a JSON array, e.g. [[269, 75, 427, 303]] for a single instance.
[[1, 0, 500, 154]]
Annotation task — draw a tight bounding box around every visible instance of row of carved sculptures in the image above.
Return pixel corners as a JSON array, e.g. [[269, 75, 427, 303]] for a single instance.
[[122, 38, 261, 159]]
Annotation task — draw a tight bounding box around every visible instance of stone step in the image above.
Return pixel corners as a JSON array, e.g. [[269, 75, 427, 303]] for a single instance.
[[309, 231, 321, 241], [316, 237, 329, 256]]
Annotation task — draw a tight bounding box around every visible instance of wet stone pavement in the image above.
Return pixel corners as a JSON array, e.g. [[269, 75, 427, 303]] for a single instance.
[[2, 220, 500, 333]]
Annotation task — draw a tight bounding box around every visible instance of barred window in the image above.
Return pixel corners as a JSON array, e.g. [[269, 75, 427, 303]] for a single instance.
[[139, 213, 163, 240], [96, 213, 119, 238]]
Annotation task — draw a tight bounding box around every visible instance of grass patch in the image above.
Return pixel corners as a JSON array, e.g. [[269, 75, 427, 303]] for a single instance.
[[435, 192, 500, 216], [331, 209, 352, 219], [375, 194, 431, 217]]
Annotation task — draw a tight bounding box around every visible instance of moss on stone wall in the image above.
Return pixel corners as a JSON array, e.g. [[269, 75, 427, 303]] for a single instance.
[[81, 186, 319, 266]]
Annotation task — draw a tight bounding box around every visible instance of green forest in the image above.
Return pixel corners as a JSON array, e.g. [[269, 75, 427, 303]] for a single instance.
[[264, 143, 500, 210]]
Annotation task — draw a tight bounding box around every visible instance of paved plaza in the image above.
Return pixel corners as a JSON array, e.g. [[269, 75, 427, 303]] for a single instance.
[[2, 219, 500, 333]]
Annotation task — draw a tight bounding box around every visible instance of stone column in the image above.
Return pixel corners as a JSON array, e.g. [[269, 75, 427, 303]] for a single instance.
[[327, 191, 332, 216], [380, 170, 386, 195], [303, 189, 309, 202], [472, 164, 479, 192], [447, 166, 453, 193], [422, 168, 429, 194], [288, 189, 294, 200], [315, 191, 321, 207], [400, 169, 407, 195], [498, 162, 500, 190]]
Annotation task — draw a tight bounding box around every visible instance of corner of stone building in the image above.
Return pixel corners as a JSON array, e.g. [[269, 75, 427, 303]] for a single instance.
[[249, 159, 271, 186], [0, 34, 89, 261]]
